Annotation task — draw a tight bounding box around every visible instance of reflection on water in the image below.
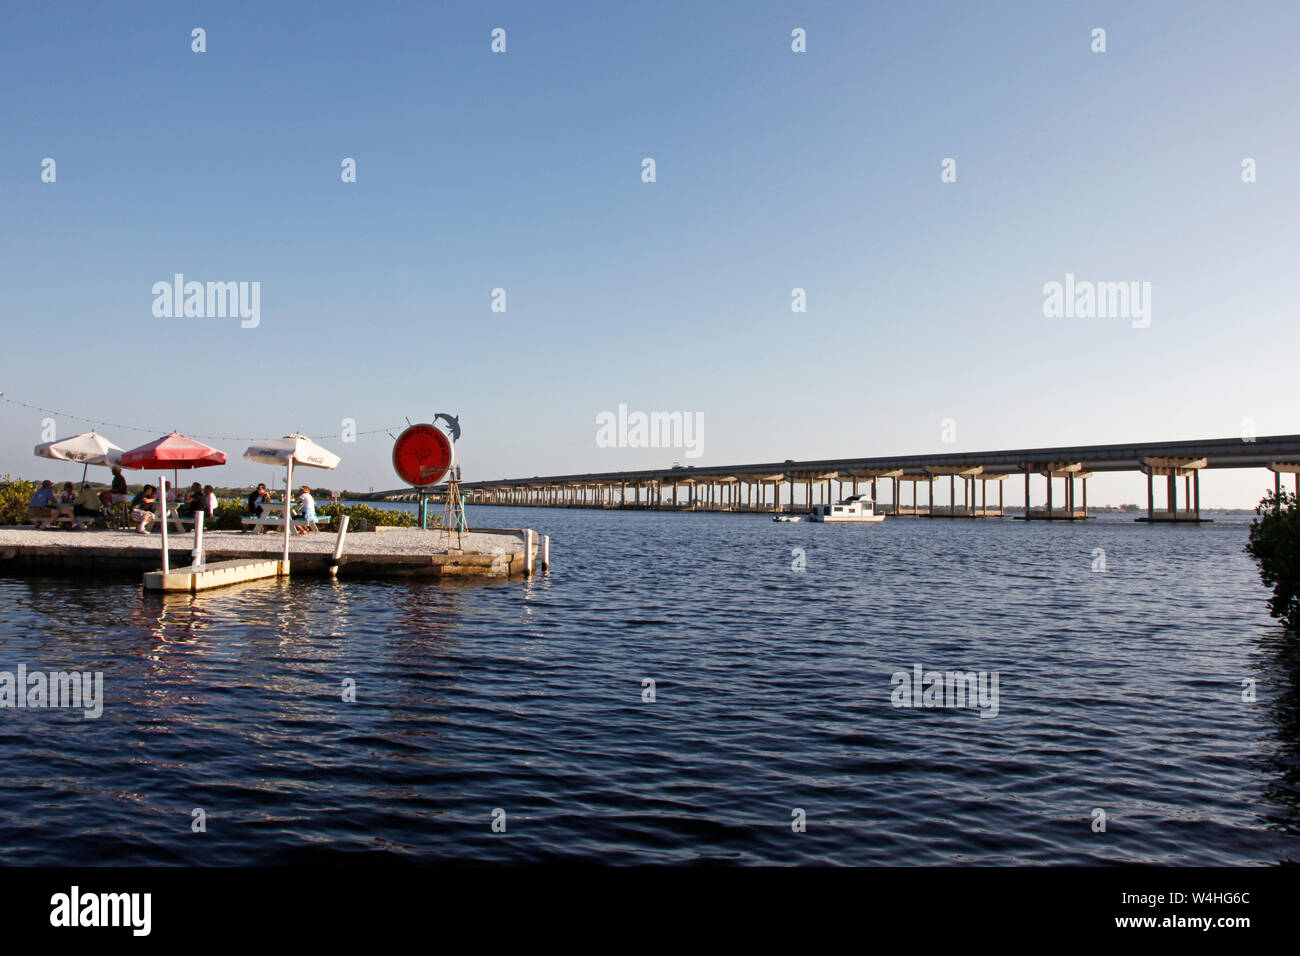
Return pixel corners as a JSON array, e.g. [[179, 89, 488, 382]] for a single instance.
[[0, 509, 1296, 864]]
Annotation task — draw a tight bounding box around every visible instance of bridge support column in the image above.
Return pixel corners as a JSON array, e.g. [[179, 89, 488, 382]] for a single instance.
[[1140, 457, 1208, 522]]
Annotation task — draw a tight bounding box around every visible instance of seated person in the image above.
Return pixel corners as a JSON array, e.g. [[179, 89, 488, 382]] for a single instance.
[[29, 480, 58, 528], [203, 485, 219, 524], [294, 485, 318, 534], [74, 483, 104, 521], [246, 483, 271, 514], [180, 482, 204, 518], [162, 483, 185, 532], [110, 466, 129, 502], [56, 482, 87, 530], [246, 483, 275, 531], [131, 485, 158, 534]]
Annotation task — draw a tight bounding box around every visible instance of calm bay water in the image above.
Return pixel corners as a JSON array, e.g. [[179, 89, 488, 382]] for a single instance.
[[1, 507, 1297, 865]]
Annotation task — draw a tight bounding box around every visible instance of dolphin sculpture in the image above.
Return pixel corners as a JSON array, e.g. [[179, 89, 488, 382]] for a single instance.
[[433, 412, 461, 442]]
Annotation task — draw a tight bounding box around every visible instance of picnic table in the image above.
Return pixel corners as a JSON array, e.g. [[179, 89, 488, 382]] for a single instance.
[[241, 513, 332, 532]]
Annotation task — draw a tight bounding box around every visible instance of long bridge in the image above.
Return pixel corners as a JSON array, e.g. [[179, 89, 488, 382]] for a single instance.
[[376, 434, 1300, 522]]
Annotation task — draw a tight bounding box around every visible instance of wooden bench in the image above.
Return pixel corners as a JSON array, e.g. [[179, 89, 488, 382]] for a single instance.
[[27, 507, 105, 529], [240, 515, 332, 532]]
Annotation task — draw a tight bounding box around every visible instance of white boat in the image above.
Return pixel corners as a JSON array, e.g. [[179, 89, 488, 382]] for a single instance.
[[772, 515, 801, 522], [808, 495, 886, 523]]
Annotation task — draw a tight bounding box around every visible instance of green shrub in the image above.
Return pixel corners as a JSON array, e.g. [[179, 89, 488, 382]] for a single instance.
[[318, 502, 436, 532], [0, 476, 40, 525], [1246, 489, 1300, 631], [211, 499, 249, 530], [202, 498, 434, 532]]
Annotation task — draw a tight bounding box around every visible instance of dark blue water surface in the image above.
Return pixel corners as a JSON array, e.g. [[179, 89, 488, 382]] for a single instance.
[[1, 507, 1297, 865]]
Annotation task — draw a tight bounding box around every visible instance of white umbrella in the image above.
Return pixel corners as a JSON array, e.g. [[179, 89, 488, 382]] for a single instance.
[[242, 434, 341, 566], [34, 431, 124, 483]]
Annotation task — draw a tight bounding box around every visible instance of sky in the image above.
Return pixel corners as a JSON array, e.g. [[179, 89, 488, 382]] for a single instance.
[[1, 0, 1297, 506]]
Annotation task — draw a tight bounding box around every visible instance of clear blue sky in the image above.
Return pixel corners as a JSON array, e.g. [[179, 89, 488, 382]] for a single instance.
[[2, 1, 1296, 505]]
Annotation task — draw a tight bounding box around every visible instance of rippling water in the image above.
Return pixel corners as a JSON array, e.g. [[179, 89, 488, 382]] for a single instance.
[[1, 508, 1297, 865]]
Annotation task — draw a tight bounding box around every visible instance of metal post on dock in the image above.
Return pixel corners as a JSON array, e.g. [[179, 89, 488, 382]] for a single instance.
[[158, 474, 170, 575], [282, 458, 294, 571], [523, 529, 536, 576], [192, 510, 204, 569], [329, 515, 350, 576]]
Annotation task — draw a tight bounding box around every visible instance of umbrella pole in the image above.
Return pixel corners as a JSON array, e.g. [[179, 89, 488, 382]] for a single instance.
[[282, 459, 293, 571]]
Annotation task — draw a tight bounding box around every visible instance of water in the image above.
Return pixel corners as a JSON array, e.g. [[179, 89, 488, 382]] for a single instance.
[[1, 508, 1296, 865]]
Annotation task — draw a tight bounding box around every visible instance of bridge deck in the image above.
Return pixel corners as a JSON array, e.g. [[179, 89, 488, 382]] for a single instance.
[[385, 434, 1300, 496]]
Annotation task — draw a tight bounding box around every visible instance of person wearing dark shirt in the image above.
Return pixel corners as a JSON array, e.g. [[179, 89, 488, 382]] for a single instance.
[[246, 483, 271, 515], [131, 485, 158, 534], [246, 484, 277, 532], [180, 482, 204, 517]]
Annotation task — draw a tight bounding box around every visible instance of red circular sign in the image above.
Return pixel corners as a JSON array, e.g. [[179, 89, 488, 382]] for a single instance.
[[393, 424, 453, 487]]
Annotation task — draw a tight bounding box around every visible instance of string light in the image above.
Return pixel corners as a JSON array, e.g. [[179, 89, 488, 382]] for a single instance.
[[0, 394, 399, 443]]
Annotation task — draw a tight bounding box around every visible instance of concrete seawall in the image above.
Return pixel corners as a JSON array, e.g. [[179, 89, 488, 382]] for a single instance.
[[0, 527, 549, 581]]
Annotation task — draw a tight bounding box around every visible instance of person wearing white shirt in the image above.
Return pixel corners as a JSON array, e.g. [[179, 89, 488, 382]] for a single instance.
[[295, 486, 318, 534]]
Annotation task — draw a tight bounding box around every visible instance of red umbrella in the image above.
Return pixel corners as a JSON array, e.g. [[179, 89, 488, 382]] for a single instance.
[[120, 432, 228, 471], [120, 432, 228, 492], [119, 432, 227, 574]]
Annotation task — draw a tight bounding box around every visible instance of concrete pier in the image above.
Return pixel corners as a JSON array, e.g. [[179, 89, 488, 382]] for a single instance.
[[0, 526, 550, 583], [144, 558, 286, 592]]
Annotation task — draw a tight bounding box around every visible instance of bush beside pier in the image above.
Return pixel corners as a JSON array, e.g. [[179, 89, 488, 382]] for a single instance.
[[1246, 489, 1300, 631]]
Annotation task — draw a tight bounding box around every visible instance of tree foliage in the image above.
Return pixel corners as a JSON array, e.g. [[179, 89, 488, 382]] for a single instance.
[[1246, 489, 1300, 631], [0, 476, 39, 525]]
